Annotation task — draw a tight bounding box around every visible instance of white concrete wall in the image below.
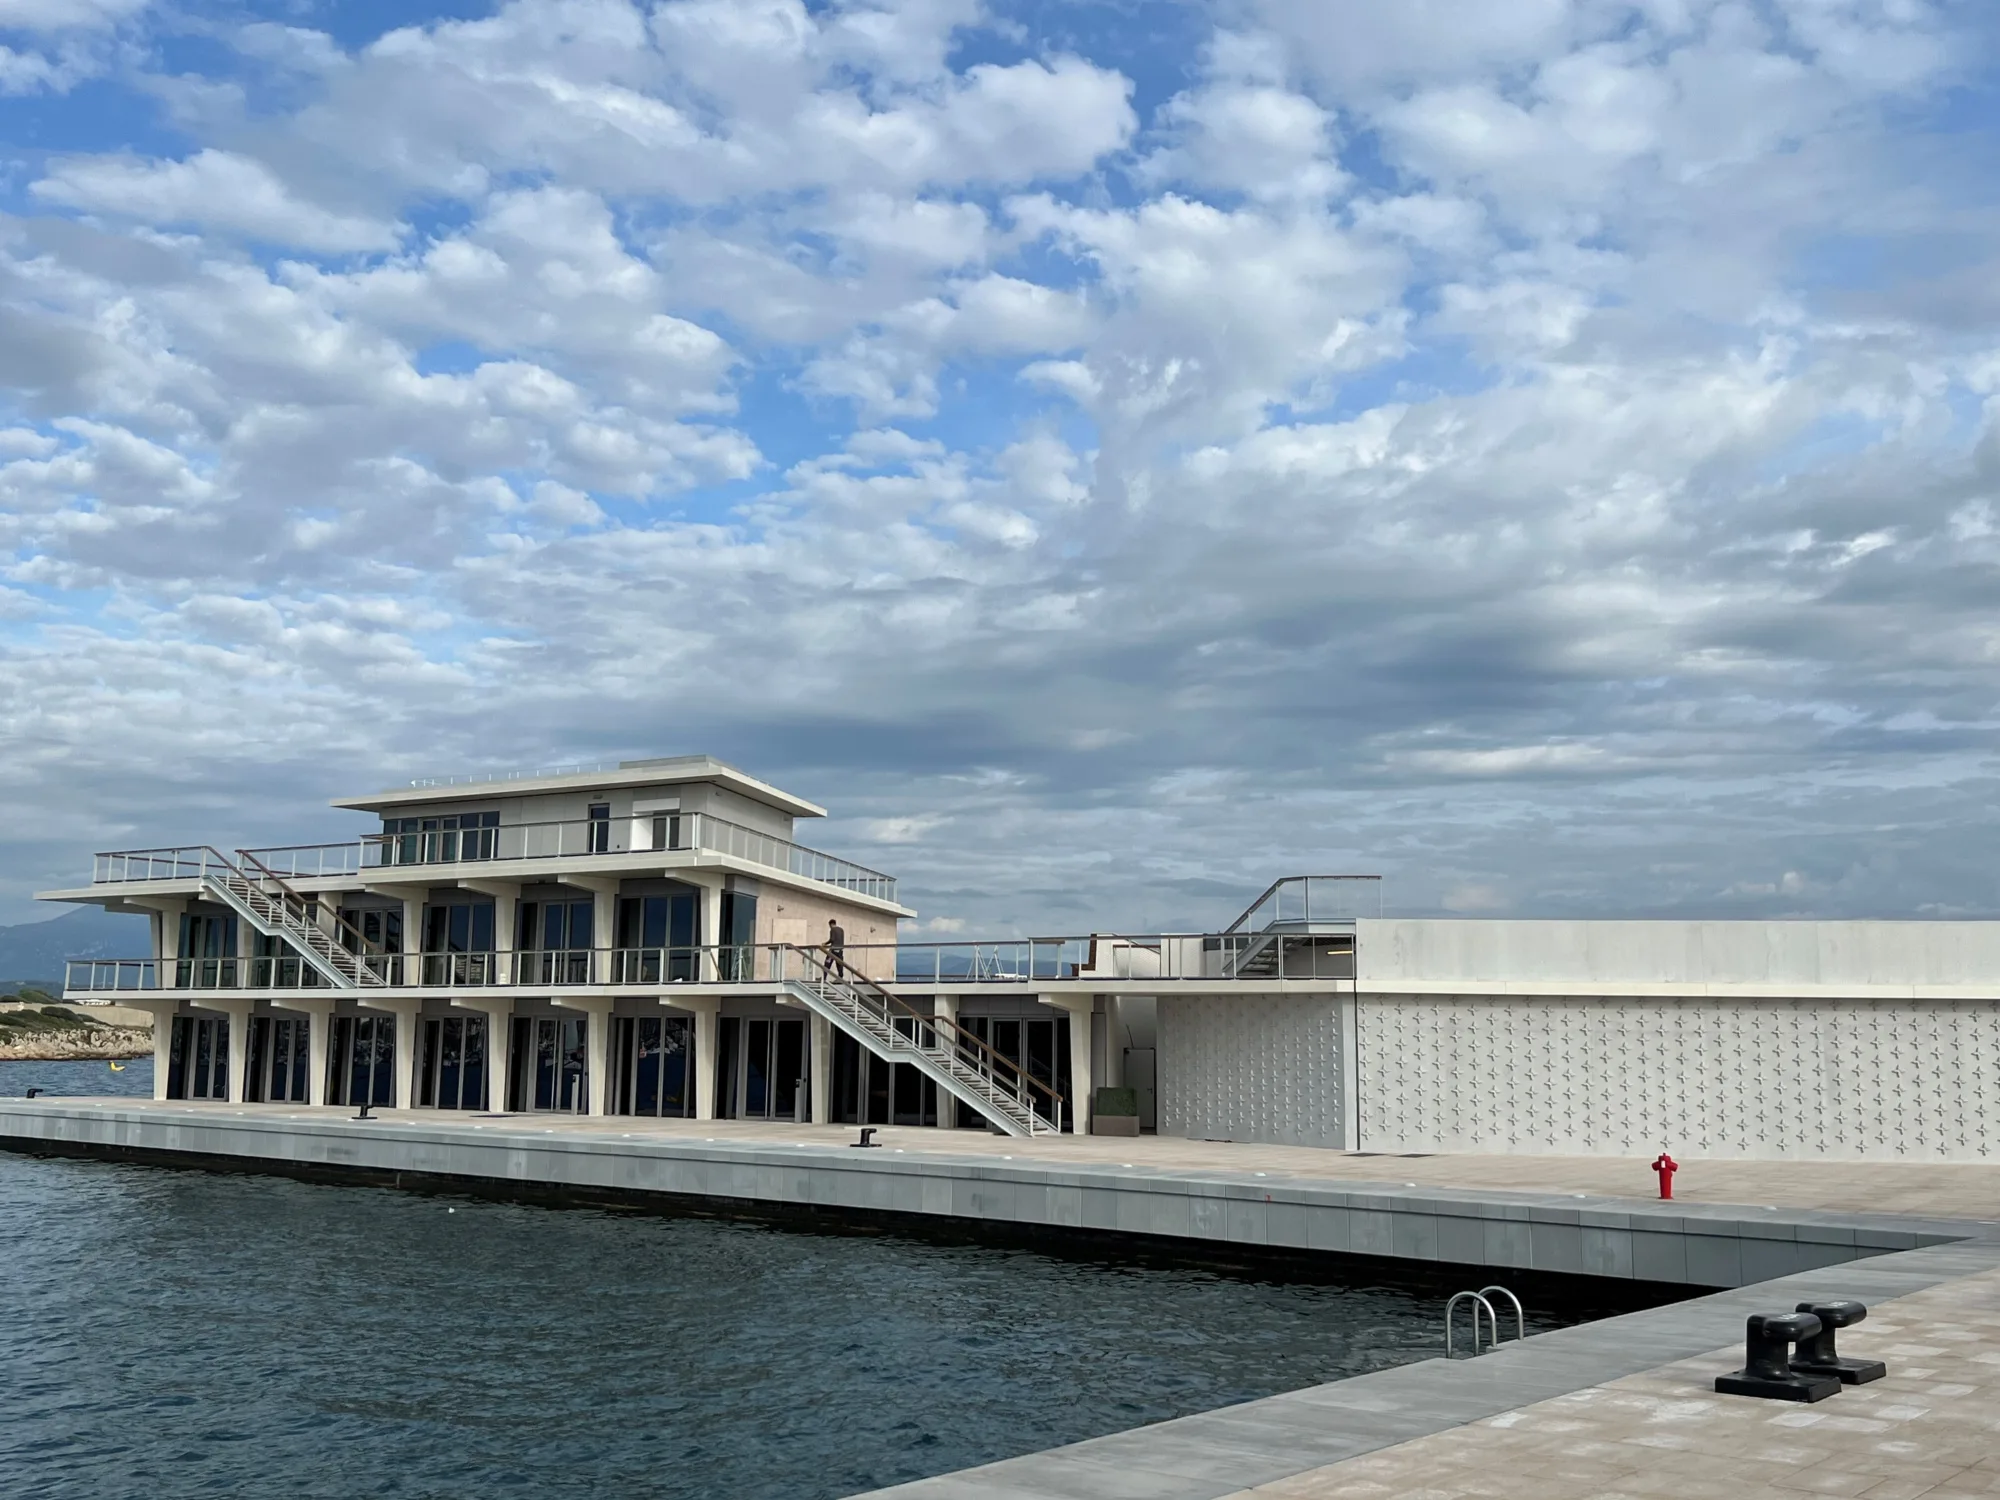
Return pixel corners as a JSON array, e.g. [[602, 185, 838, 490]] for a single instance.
[[1157, 994, 1347, 1148], [1357, 918, 2000, 992], [1355, 992, 2000, 1161]]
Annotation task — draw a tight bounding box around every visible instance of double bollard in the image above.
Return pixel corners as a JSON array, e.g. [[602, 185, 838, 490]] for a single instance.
[[1715, 1299, 1888, 1403]]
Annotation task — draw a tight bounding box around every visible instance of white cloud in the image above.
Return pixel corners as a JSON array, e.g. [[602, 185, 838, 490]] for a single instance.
[[0, 0, 148, 30], [34, 149, 403, 252], [0, 0, 1995, 935]]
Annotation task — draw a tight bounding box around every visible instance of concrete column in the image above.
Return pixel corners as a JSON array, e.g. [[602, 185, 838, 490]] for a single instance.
[[144, 1001, 177, 1100], [1037, 995, 1094, 1135], [207, 999, 256, 1104], [697, 880, 723, 982], [931, 995, 958, 1128], [553, 997, 615, 1116], [1067, 1004, 1092, 1136], [272, 997, 337, 1107], [401, 898, 423, 986], [561, 877, 622, 985], [146, 900, 186, 989], [494, 890, 517, 984], [809, 1013, 833, 1125], [459, 879, 522, 986], [451, 997, 515, 1112], [674, 996, 722, 1120], [235, 908, 254, 989]]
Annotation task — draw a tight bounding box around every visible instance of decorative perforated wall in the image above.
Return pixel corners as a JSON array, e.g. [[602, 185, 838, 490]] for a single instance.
[[1358, 994, 2000, 1161], [1158, 994, 1345, 1147]]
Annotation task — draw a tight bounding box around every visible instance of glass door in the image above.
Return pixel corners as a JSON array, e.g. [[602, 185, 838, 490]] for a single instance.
[[509, 1016, 587, 1112], [721, 1016, 806, 1120], [959, 1015, 1070, 1131], [419, 1015, 488, 1110], [614, 894, 697, 982], [613, 1016, 695, 1116], [166, 1015, 230, 1100], [246, 1015, 310, 1103], [326, 1015, 395, 1107]]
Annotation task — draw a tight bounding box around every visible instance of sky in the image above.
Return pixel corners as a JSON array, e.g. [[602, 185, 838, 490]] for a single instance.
[[3, 0, 2000, 935]]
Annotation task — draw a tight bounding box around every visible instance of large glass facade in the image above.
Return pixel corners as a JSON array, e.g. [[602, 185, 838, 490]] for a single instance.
[[166, 1015, 229, 1100], [830, 1031, 934, 1126], [327, 1015, 396, 1106], [956, 1014, 1069, 1131], [176, 913, 239, 988], [383, 810, 499, 865], [717, 890, 756, 981], [612, 1016, 695, 1117], [517, 899, 592, 984], [422, 900, 495, 985], [509, 1016, 588, 1112], [245, 1015, 310, 1103], [613, 893, 697, 982], [249, 931, 316, 989], [419, 1015, 488, 1110], [718, 1016, 804, 1121]]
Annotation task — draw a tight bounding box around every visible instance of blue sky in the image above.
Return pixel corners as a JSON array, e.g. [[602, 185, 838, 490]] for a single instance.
[[4, 0, 2000, 933]]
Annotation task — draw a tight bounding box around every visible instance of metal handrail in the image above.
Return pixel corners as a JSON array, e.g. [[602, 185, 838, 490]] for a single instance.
[[792, 947, 1066, 1129], [63, 932, 1360, 991], [882, 932, 1357, 983], [232, 847, 393, 974], [94, 814, 896, 902], [1445, 1291, 1498, 1359], [1225, 874, 1384, 933], [1478, 1285, 1525, 1344]]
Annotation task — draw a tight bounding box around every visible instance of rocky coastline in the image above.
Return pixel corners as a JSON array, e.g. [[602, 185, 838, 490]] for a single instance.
[[0, 1002, 152, 1061]]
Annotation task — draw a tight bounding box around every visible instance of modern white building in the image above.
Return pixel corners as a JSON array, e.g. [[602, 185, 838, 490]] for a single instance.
[[42, 756, 2000, 1160]]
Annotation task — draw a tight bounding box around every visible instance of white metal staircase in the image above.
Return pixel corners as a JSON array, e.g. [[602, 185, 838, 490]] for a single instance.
[[780, 959, 1061, 1138], [195, 847, 389, 990]]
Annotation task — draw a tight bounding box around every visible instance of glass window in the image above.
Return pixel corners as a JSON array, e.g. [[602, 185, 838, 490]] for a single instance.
[[588, 803, 610, 853]]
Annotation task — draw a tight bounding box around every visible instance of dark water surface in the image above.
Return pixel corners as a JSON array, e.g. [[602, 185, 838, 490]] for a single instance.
[[1, 1062, 1663, 1500]]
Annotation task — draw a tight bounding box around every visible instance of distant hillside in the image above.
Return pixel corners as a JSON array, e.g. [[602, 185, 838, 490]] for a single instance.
[[0, 906, 150, 988]]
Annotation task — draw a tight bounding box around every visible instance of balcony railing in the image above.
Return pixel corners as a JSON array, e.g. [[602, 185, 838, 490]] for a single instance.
[[65, 930, 1356, 995], [90, 812, 898, 903]]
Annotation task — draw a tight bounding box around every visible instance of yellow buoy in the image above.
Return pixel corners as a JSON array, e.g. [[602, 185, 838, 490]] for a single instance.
[[108, 1061, 125, 1072]]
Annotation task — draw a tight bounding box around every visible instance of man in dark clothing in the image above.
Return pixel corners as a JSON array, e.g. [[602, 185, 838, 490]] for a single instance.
[[825, 918, 846, 974]]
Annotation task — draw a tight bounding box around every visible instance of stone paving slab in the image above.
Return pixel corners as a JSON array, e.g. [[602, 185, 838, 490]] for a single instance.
[[1208, 1260, 2000, 1500], [853, 1236, 2000, 1500], [9, 1098, 1998, 1221]]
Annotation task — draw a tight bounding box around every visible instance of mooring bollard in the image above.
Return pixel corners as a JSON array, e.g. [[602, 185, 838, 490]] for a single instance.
[[851, 1127, 880, 1148], [1716, 1313, 1842, 1402], [1791, 1301, 1886, 1385], [1651, 1151, 1678, 1200]]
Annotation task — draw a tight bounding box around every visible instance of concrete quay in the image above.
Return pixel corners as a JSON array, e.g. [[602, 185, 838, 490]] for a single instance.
[[0, 1099, 1981, 1288], [5, 1099, 1998, 1500]]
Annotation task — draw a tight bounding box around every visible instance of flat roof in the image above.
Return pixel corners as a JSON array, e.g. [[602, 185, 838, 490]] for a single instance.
[[330, 756, 829, 819]]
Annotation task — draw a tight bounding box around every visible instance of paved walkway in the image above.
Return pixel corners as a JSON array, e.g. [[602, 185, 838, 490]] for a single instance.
[[70, 1100, 2000, 1221], [1215, 1263, 2000, 1500]]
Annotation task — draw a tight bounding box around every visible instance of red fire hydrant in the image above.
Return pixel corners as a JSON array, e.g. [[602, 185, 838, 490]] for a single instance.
[[1652, 1152, 1679, 1201]]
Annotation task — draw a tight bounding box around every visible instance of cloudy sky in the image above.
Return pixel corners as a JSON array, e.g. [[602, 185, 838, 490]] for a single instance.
[[2, 0, 1998, 934]]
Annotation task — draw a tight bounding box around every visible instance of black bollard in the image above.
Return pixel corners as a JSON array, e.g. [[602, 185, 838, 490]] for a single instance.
[[1791, 1301, 1886, 1385], [1715, 1313, 1842, 1402], [850, 1127, 880, 1148]]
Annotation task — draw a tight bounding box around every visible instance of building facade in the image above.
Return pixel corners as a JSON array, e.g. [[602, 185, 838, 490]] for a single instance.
[[43, 760, 2000, 1160]]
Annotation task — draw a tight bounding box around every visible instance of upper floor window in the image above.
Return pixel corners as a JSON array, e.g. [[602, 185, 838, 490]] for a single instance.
[[384, 810, 500, 865], [587, 803, 611, 854]]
